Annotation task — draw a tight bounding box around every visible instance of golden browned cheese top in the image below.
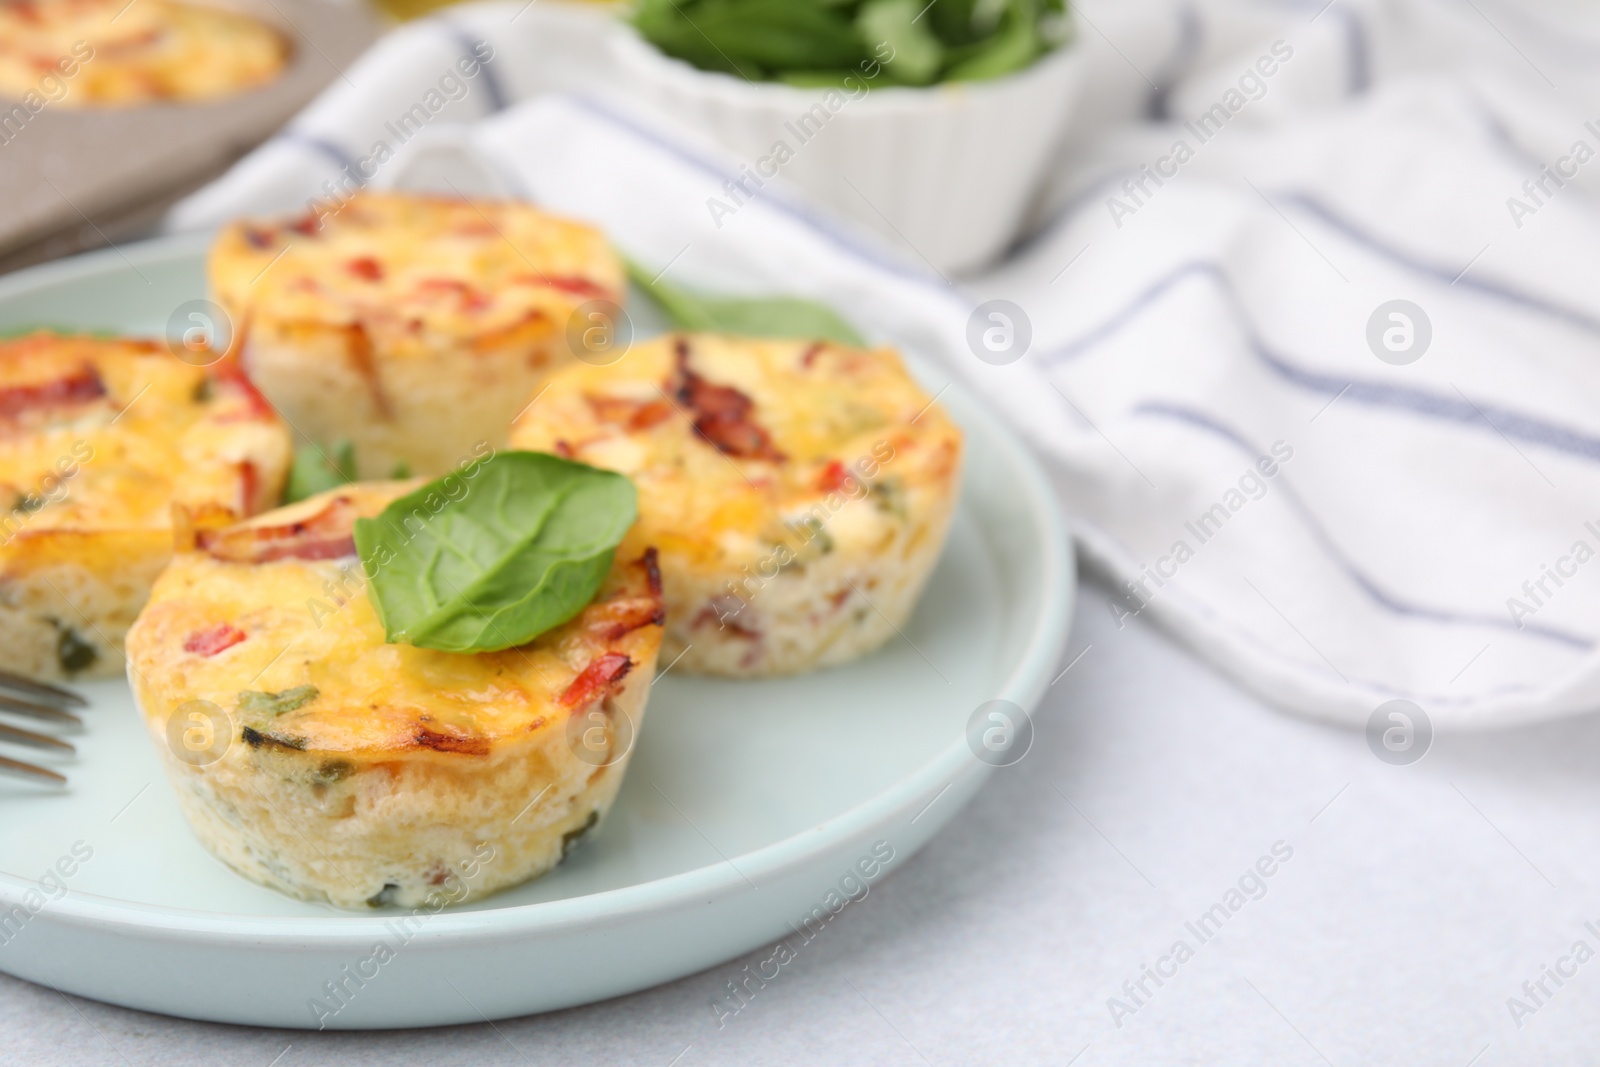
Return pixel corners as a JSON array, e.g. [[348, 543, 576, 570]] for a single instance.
[[509, 333, 964, 570], [209, 192, 625, 354], [127, 483, 664, 759], [0, 0, 288, 107], [0, 332, 287, 562]]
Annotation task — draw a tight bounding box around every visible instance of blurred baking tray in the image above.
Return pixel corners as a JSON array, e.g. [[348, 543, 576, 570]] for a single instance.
[[0, 0, 377, 274]]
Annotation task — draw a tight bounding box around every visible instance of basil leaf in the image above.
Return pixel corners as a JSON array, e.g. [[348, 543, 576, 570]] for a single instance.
[[634, 0, 758, 77], [630, 0, 1065, 84], [693, 0, 867, 71], [356, 451, 637, 654], [635, 0, 865, 76], [626, 259, 866, 345], [944, 0, 1041, 81], [926, 0, 982, 47], [284, 440, 357, 505], [856, 0, 944, 85]]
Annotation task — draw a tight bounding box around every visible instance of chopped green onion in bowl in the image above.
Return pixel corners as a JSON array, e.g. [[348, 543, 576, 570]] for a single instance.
[[630, 0, 1069, 87]]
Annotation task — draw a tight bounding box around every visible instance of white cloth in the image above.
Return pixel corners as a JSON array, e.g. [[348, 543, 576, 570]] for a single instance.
[[168, 0, 1600, 730]]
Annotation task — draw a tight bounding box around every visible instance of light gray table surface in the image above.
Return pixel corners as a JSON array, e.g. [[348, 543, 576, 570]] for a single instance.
[[3, 575, 1597, 1066]]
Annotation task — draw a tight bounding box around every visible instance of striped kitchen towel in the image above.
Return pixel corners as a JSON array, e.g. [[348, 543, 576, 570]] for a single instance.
[[167, 0, 1600, 729]]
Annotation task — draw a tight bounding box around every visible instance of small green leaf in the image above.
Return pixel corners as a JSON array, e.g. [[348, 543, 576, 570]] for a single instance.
[[56, 625, 97, 675], [870, 475, 908, 519], [856, 0, 944, 85], [626, 259, 865, 346], [925, 0, 982, 46], [356, 451, 637, 654], [636, 0, 866, 77], [943, 0, 1042, 81], [238, 685, 320, 716], [633, 0, 759, 77], [629, 0, 1066, 83], [284, 441, 357, 504], [696, 0, 867, 71]]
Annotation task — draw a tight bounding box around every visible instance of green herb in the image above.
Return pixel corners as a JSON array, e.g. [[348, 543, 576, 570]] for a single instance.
[[389, 461, 412, 479], [283, 441, 357, 504], [239, 685, 320, 716], [312, 759, 354, 784], [626, 259, 865, 345], [776, 516, 835, 571], [870, 476, 907, 519], [366, 883, 400, 907], [635, 0, 866, 78], [632, 0, 1067, 86], [355, 451, 637, 654], [944, 0, 1045, 81], [855, 0, 943, 84], [56, 625, 96, 674], [241, 726, 309, 751], [927, 0, 987, 46]]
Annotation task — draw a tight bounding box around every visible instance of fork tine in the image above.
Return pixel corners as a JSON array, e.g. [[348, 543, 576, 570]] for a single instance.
[[0, 752, 66, 784], [0, 668, 86, 708], [0, 693, 83, 726], [0, 720, 74, 752]]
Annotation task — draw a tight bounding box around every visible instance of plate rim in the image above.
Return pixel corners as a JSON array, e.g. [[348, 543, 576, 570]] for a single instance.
[[0, 233, 1074, 945]]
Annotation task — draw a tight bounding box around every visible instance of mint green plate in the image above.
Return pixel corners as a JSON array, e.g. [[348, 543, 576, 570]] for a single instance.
[[0, 235, 1073, 1029]]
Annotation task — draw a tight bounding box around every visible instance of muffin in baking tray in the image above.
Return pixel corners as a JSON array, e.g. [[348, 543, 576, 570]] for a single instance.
[[0, 332, 289, 681], [510, 333, 963, 677], [209, 191, 626, 480], [124, 482, 665, 909], [0, 0, 289, 107]]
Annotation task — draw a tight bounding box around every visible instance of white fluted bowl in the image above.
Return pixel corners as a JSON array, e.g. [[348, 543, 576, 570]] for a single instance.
[[610, 26, 1086, 275]]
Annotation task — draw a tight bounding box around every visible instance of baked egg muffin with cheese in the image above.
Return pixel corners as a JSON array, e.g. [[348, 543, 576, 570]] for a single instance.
[[210, 192, 626, 479], [124, 482, 665, 909], [0, 332, 289, 681], [0, 0, 289, 107], [509, 333, 963, 677]]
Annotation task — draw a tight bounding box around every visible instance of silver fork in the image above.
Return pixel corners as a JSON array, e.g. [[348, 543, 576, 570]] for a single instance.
[[0, 672, 84, 785]]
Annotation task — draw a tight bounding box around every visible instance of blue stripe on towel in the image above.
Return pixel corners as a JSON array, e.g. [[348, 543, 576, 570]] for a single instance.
[[1035, 182, 1599, 344], [1339, 6, 1370, 94], [1282, 193, 1600, 337], [1040, 260, 1217, 365], [1130, 400, 1596, 650], [1254, 0, 1368, 94], [1255, 348, 1600, 462], [1040, 260, 1600, 464], [437, 23, 507, 114], [1147, 4, 1203, 121], [274, 131, 356, 173]]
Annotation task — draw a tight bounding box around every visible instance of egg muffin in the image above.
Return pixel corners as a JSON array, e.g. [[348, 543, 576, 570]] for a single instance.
[[0, 332, 289, 681], [0, 0, 289, 108], [509, 333, 963, 677], [209, 192, 626, 480], [124, 482, 665, 909]]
